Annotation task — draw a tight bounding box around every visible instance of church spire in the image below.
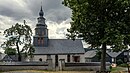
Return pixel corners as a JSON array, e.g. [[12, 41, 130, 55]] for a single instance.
[[39, 5, 44, 16], [33, 4, 48, 47]]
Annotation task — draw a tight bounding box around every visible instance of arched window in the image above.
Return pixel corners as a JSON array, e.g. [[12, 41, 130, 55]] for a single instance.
[[38, 38, 40, 45]]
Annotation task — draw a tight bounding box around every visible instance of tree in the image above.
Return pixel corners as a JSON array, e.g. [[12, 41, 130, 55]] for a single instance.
[[96, 50, 102, 61], [63, 0, 130, 72], [1, 20, 34, 61], [22, 43, 35, 61], [4, 47, 16, 55]]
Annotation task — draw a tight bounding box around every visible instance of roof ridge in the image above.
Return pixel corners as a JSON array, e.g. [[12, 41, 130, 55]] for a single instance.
[[49, 39, 81, 40]]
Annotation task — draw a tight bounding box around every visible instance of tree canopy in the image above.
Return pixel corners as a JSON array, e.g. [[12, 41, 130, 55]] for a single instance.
[[1, 21, 34, 61], [63, 0, 130, 72], [4, 47, 16, 55]]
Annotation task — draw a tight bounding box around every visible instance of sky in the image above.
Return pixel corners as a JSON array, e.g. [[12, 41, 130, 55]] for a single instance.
[[0, 0, 88, 52]]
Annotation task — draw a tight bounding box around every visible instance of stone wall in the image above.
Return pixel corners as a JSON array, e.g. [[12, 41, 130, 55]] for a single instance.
[[63, 62, 111, 71], [63, 66, 110, 71], [59, 60, 111, 71], [0, 65, 48, 71], [0, 61, 53, 71]]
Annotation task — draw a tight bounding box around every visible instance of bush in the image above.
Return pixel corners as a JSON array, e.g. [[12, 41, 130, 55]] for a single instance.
[[109, 66, 112, 71], [116, 59, 123, 65], [119, 63, 128, 67]]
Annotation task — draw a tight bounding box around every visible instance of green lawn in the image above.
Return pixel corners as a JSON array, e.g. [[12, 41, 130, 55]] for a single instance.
[[111, 67, 127, 73]]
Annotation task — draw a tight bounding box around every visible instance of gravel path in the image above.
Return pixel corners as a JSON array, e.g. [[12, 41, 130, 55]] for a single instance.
[[2, 71, 96, 73]]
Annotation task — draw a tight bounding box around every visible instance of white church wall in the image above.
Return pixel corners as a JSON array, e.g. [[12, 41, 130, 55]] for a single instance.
[[80, 54, 85, 62], [51, 55, 55, 68], [70, 54, 85, 62], [33, 55, 47, 62], [58, 55, 67, 62], [70, 55, 73, 62], [33, 54, 85, 66]]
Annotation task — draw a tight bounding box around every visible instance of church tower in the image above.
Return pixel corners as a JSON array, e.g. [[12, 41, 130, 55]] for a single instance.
[[33, 6, 48, 47]]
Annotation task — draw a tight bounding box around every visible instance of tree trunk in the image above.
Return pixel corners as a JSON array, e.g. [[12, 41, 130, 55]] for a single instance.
[[16, 41, 21, 61], [100, 43, 106, 73]]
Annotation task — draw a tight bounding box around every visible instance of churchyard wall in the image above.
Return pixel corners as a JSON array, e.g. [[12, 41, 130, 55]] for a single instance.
[[0, 61, 49, 71]]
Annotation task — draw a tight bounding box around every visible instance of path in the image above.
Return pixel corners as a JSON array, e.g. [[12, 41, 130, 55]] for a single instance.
[[2, 70, 96, 73]]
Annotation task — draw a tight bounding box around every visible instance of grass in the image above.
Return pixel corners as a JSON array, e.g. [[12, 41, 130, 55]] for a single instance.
[[111, 67, 127, 73]]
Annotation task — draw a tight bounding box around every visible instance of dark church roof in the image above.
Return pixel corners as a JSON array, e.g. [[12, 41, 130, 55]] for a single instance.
[[84, 50, 97, 58], [34, 39, 85, 55], [84, 49, 122, 58], [107, 51, 122, 58]]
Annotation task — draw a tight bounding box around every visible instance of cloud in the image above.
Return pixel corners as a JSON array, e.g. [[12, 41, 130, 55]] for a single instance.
[[47, 18, 71, 39], [0, 0, 32, 21], [0, 1, 72, 40], [25, 0, 71, 23], [45, 8, 71, 23]]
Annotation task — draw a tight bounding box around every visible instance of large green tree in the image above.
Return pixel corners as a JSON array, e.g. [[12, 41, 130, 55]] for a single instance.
[[1, 21, 34, 61], [63, 0, 130, 72]]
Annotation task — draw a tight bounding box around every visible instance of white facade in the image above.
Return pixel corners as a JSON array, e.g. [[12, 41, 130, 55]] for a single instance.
[[33, 54, 85, 67]]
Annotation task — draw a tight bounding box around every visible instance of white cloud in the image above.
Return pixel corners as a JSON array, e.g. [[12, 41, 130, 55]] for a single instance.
[[47, 18, 71, 39], [0, 0, 32, 20]]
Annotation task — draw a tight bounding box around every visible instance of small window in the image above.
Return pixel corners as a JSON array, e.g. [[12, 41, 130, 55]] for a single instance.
[[39, 58, 42, 62], [38, 38, 40, 45], [73, 56, 80, 62]]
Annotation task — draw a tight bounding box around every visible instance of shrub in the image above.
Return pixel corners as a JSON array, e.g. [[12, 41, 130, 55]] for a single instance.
[[116, 59, 123, 65], [119, 63, 128, 67]]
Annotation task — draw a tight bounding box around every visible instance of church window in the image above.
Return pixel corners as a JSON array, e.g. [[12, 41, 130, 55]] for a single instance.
[[38, 38, 40, 45], [39, 58, 42, 62], [73, 56, 80, 62]]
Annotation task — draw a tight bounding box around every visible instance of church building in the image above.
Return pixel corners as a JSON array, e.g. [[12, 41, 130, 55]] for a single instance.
[[33, 6, 85, 67]]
